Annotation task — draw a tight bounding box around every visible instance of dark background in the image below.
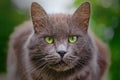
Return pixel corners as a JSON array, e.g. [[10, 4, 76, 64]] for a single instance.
[[0, 0, 120, 80]]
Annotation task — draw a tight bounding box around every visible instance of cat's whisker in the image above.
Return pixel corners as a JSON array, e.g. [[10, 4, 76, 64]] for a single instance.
[[28, 61, 48, 79], [35, 63, 48, 80], [27, 58, 47, 74], [44, 55, 58, 59], [32, 61, 47, 72], [30, 54, 47, 59]]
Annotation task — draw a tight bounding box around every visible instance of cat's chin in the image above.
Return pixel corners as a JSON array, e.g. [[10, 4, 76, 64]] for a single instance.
[[48, 60, 75, 72]]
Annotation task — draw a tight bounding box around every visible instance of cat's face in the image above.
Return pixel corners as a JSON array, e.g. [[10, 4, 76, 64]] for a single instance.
[[28, 2, 93, 77]]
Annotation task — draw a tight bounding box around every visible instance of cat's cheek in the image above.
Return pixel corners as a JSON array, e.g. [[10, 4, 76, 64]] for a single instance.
[[67, 45, 78, 55]]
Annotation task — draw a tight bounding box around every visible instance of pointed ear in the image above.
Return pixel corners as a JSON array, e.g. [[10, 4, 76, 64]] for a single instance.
[[72, 2, 90, 33], [31, 2, 48, 33]]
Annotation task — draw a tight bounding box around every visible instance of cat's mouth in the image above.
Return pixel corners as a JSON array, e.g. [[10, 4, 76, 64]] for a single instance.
[[53, 60, 67, 66], [48, 60, 74, 72]]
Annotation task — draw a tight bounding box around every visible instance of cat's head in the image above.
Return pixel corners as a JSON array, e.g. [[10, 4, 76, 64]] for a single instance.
[[28, 2, 94, 77]]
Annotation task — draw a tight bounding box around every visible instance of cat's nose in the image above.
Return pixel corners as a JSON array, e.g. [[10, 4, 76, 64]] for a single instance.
[[57, 51, 67, 58]]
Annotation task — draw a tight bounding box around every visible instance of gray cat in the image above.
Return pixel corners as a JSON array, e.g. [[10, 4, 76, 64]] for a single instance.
[[7, 2, 110, 80]]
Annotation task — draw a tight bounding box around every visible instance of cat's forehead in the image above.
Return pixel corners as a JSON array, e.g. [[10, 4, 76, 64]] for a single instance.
[[37, 14, 83, 38], [49, 14, 71, 23], [48, 14, 71, 28], [46, 14, 68, 33], [47, 14, 78, 34]]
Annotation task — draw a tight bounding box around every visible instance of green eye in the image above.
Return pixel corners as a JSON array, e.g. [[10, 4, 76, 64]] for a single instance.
[[45, 37, 54, 44], [68, 36, 77, 43]]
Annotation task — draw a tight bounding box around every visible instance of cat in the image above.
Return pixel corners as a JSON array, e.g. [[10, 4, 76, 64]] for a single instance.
[[7, 2, 110, 80]]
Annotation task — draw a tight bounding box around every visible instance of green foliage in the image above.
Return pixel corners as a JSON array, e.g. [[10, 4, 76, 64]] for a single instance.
[[74, 0, 120, 80], [0, 0, 26, 72]]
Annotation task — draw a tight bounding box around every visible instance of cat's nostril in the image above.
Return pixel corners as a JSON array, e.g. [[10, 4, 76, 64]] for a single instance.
[[57, 51, 66, 58]]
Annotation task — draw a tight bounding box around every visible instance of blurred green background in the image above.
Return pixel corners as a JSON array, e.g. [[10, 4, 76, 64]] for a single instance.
[[0, 0, 120, 80]]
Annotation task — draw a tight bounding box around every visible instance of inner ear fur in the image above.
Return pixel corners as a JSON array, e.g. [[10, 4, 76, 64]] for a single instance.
[[72, 2, 91, 33], [31, 2, 48, 33]]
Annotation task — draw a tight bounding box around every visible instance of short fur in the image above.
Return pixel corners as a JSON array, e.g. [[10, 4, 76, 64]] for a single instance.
[[7, 2, 109, 80]]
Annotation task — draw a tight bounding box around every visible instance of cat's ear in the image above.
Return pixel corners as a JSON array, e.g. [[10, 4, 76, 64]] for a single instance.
[[72, 2, 90, 33], [31, 2, 48, 33]]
